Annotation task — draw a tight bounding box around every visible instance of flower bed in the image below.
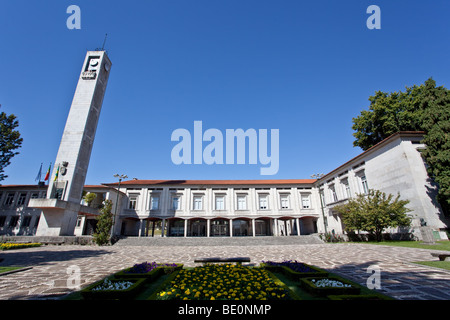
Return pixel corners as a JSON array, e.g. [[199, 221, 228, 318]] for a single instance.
[[300, 276, 360, 296], [0, 243, 41, 251], [153, 264, 298, 300], [261, 260, 328, 280], [81, 277, 146, 300]]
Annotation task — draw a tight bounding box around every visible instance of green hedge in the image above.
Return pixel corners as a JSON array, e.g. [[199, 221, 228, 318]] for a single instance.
[[114, 264, 183, 283], [261, 263, 328, 280], [146, 269, 182, 300], [0, 243, 42, 250]]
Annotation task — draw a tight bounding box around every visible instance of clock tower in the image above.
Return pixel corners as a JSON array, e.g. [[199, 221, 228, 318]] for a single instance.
[[31, 51, 112, 236]]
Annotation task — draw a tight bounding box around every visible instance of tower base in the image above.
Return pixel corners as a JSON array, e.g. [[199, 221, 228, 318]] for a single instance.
[[30, 199, 99, 236]]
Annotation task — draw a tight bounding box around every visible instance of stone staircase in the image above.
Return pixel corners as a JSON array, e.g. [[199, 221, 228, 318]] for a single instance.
[[113, 235, 324, 246]]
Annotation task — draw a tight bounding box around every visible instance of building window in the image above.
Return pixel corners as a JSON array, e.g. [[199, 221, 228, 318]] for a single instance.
[[237, 195, 247, 210], [215, 195, 225, 210], [330, 185, 338, 202], [361, 175, 369, 194], [0, 216, 6, 227], [4, 193, 14, 206], [259, 195, 268, 210], [150, 195, 159, 210], [341, 179, 351, 198], [54, 188, 64, 200], [280, 194, 290, 209], [22, 216, 31, 227], [8, 216, 19, 228], [31, 193, 39, 199], [17, 193, 27, 206], [193, 195, 203, 210], [129, 195, 138, 210], [172, 196, 180, 210], [301, 194, 311, 209]]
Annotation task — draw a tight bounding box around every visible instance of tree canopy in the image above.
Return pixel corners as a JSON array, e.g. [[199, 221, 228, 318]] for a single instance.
[[93, 200, 113, 246], [352, 78, 450, 214], [0, 107, 23, 182], [334, 189, 412, 242]]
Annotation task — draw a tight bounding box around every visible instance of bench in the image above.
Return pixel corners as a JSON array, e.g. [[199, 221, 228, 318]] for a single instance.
[[194, 257, 251, 265], [430, 253, 450, 261]]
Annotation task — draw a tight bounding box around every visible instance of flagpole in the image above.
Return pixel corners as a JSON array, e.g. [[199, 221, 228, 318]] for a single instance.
[[44, 162, 52, 185], [35, 163, 43, 184]]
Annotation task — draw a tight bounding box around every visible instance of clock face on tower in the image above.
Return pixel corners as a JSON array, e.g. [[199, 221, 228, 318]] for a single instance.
[[82, 55, 101, 80], [86, 56, 100, 71]]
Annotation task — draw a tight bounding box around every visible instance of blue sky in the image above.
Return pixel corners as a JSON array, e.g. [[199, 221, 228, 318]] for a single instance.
[[1, 0, 449, 185]]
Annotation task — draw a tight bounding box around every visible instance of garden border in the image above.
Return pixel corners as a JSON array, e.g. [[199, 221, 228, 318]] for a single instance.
[[80, 277, 147, 300]]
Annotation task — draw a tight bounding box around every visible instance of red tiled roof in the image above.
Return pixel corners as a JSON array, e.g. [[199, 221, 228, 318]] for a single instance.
[[103, 179, 316, 186]]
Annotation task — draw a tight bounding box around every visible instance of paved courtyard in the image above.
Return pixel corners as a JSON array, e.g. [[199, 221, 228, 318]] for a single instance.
[[0, 238, 449, 300]]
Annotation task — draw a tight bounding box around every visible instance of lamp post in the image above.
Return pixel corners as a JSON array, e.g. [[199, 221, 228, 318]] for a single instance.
[[311, 173, 328, 235], [111, 174, 127, 238]]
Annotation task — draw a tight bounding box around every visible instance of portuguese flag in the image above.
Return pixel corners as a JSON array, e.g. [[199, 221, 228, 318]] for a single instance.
[[44, 163, 51, 181]]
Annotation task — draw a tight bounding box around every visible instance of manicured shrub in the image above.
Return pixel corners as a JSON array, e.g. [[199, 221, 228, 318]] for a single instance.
[[261, 260, 328, 280], [0, 243, 41, 250]]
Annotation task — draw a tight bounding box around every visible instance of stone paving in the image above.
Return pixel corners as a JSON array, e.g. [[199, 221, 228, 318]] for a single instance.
[[0, 238, 450, 300]]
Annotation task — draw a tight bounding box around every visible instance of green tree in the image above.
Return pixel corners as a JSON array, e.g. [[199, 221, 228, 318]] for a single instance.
[[420, 81, 450, 214], [334, 189, 412, 242], [83, 192, 97, 207], [0, 106, 23, 181], [93, 199, 113, 246], [351, 78, 450, 214]]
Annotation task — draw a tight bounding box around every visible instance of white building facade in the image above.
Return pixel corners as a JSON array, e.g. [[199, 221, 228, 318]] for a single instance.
[[102, 179, 319, 238], [1, 132, 448, 240], [316, 132, 449, 241]]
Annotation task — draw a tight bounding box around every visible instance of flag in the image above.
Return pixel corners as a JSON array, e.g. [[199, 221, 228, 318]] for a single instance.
[[44, 163, 51, 181], [54, 164, 60, 181], [35, 163, 42, 182]]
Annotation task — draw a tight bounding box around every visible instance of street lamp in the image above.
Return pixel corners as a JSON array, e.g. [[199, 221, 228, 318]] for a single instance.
[[111, 174, 128, 239], [311, 173, 328, 234]]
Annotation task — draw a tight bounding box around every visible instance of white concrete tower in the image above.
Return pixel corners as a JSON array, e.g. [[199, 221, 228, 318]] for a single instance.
[[31, 51, 112, 236]]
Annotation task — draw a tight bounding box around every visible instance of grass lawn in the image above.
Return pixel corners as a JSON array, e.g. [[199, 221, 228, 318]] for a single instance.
[[413, 261, 450, 271], [0, 266, 25, 274], [356, 240, 450, 251]]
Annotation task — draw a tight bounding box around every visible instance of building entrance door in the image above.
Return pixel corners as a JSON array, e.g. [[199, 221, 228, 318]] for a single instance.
[[189, 219, 206, 237], [211, 219, 229, 237]]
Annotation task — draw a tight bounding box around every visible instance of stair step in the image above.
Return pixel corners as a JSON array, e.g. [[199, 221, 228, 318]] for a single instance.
[[113, 235, 324, 246]]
